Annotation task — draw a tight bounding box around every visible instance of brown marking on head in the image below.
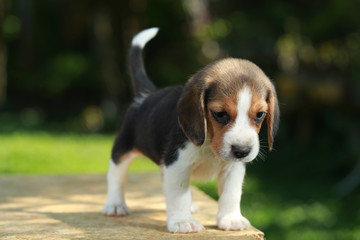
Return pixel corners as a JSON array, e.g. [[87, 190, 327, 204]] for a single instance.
[[206, 93, 239, 156], [248, 90, 269, 133]]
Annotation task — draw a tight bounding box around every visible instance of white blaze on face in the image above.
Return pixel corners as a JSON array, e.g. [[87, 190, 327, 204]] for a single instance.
[[221, 87, 259, 162]]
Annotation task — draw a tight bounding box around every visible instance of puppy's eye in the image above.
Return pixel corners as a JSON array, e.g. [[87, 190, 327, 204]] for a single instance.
[[254, 112, 266, 124], [212, 111, 230, 125]]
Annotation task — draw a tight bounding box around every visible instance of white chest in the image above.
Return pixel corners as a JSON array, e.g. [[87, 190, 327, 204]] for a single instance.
[[189, 143, 224, 181]]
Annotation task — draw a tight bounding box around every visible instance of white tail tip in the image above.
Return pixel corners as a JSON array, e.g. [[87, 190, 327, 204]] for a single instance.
[[131, 27, 159, 48]]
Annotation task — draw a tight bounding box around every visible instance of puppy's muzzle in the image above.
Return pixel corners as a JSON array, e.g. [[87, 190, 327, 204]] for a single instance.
[[231, 145, 251, 159]]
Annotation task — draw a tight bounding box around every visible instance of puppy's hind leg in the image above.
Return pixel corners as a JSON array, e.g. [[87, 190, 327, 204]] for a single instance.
[[102, 150, 140, 216]]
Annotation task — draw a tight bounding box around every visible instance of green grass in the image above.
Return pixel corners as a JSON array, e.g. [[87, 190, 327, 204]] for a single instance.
[[0, 132, 159, 174]]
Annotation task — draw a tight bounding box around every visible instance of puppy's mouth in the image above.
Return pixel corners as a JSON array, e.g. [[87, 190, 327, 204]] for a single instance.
[[222, 155, 255, 163]]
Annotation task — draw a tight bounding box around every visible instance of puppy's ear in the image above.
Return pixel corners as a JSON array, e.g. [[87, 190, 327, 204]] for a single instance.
[[177, 75, 207, 146], [266, 85, 280, 151]]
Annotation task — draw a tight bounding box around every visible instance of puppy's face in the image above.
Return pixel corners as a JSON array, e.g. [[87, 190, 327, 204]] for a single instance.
[[206, 85, 267, 162], [178, 58, 279, 163]]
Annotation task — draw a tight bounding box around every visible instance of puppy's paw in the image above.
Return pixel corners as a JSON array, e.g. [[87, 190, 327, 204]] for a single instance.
[[102, 201, 130, 216], [217, 213, 251, 231], [191, 202, 199, 213], [167, 217, 205, 233]]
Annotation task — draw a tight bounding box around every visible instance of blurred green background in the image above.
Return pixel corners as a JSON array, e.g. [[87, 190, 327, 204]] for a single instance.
[[1, 0, 360, 239]]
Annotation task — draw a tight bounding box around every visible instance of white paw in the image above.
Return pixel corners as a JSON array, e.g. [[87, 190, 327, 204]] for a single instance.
[[167, 217, 205, 233], [191, 202, 199, 213], [217, 214, 251, 231], [102, 201, 130, 216]]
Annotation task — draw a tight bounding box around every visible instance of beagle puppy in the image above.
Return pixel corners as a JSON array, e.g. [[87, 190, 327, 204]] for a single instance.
[[102, 28, 280, 233]]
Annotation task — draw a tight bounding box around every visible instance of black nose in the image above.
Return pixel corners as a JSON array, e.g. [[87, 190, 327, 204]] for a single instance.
[[231, 145, 251, 159]]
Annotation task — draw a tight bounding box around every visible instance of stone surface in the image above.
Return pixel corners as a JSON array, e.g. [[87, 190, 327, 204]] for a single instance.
[[0, 173, 264, 240]]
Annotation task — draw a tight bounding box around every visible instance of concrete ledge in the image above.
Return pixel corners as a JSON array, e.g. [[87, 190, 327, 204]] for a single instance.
[[0, 173, 264, 239]]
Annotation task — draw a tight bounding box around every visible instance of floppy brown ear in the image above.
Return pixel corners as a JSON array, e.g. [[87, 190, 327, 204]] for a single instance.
[[266, 86, 280, 151], [177, 75, 207, 146]]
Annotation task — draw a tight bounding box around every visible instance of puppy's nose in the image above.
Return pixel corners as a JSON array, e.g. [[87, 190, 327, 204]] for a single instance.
[[231, 145, 251, 159]]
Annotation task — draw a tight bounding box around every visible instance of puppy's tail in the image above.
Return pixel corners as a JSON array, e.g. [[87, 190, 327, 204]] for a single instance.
[[129, 27, 159, 97]]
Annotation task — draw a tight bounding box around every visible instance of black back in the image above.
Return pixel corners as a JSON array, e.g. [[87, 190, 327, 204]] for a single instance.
[[112, 86, 188, 166]]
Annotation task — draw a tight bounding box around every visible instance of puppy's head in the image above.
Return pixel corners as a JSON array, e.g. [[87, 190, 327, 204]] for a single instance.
[[178, 58, 279, 162]]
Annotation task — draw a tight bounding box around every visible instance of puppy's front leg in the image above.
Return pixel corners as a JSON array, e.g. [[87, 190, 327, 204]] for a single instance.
[[163, 160, 204, 233], [217, 162, 251, 231]]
